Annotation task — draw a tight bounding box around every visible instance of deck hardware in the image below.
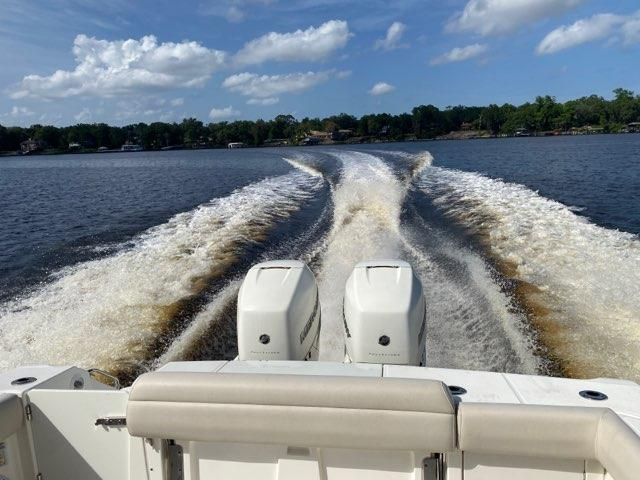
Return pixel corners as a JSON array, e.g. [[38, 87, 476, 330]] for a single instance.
[[448, 385, 467, 396], [73, 378, 84, 389], [95, 417, 127, 427], [11, 377, 36, 386], [378, 335, 390, 346], [259, 334, 270, 345], [579, 390, 608, 401], [36, 474, 43, 480], [167, 441, 184, 480], [25, 404, 33, 421], [423, 454, 443, 480], [88, 368, 121, 390]]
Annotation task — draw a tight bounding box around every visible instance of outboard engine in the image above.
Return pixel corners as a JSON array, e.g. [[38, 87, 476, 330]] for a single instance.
[[237, 260, 320, 361], [344, 260, 426, 366]]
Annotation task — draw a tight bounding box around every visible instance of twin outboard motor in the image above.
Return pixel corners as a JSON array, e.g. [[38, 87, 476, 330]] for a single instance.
[[237, 260, 320, 361], [344, 260, 426, 366], [237, 259, 425, 366]]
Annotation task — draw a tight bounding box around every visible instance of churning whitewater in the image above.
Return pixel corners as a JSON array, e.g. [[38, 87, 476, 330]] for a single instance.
[[0, 170, 323, 372], [419, 165, 640, 380], [0, 149, 638, 382]]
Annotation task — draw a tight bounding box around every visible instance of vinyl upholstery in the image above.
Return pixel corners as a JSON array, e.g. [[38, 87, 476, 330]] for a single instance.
[[126, 372, 456, 451], [458, 403, 640, 480]]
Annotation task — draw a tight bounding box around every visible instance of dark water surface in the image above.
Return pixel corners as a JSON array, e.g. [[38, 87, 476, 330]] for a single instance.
[[1, 136, 638, 381]]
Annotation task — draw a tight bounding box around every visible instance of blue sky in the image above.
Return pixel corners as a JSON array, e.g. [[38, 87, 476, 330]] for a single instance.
[[1, 0, 639, 126]]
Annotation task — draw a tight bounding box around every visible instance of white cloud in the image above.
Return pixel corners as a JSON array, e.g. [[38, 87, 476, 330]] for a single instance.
[[369, 82, 395, 96], [199, 0, 274, 23], [11, 34, 226, 99], [74, 107, 92, 122], [209, 106, 241, 120], [223, 71, 331, 99], [536, 11, 640, 54], [447, 0, 584, 36], [9, 106, 35, 117], [622, 15, 640, 45], [431, 43, 488, 65], [170, 97, 184, 106], [234, 20, 351, 65], [336, 70, 352, 79], [375, 21, 407, 51], [247, 97, 280, 106]]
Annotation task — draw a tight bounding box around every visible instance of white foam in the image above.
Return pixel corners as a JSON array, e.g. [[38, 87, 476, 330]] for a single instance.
[[317, 151, 406, 360], [0, 172, 322, 372], [315, 150, 538, 373], [420, 164, 640, 380], [283, 156, 324, 178]]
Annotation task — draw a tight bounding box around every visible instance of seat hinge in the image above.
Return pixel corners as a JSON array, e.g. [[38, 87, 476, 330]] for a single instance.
[[25, 404, 33, 421], [167, 441, 184, 480]]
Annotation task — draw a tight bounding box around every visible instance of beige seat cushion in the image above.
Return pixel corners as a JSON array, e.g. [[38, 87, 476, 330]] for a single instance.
[[0, 393, 23, 441], [127, 372, 456, 451], [458, 403, 640, 480]]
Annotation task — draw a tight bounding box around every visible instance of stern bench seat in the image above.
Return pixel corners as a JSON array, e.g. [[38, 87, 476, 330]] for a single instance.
[[126, 372, 457, 452]]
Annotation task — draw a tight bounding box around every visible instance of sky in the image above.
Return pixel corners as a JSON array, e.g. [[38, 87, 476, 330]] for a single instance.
[[0, 0, 639, 126]]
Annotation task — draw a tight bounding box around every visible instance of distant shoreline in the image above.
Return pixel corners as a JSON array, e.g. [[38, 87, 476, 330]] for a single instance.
[[2, 131, 638, 158]]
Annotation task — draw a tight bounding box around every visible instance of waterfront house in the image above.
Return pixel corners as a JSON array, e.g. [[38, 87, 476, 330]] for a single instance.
[[628, 122, 640, 133], [308, 130, 332, 142], [20, 138, 44, 154], [228, 142, 245, 149]]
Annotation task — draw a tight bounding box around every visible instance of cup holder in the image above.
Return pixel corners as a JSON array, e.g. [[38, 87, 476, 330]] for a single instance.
[[448, 385, 467, 396], [11, 377, 37, 386], [579, 390, 608, 401]]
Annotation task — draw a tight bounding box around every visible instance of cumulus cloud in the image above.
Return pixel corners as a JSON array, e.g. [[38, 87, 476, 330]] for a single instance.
[[369, 82, 395, 96], [447, 0, 583, 36], [233, 20, 351, 65], [11, 34, 226, 99], [247, 97, 280, 106], [537, 11, 640, 54], [209, 106, 241, 120], [536, 14, 620, 54], [374, 21, 407, 50], [430, 43, 488, 65], [222, 71, 331, 100], [170, 97, 184, 106]]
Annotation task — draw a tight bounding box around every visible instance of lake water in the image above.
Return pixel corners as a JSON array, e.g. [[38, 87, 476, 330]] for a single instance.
[[1, 135, 639, 382]]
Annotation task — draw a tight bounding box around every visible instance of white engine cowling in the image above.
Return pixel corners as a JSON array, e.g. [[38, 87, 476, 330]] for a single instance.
[[237, 260, 320, 361], [344, 260, 426, 366]]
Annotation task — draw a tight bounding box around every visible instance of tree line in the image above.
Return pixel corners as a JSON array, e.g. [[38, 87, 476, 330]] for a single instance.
[[1, 88, 639, 153]]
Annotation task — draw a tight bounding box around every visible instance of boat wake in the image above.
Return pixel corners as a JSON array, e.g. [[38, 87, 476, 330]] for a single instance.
[[316, 150, 540, 373], [2, 148, 635, 382], [0, 170, 322, 372], [419, 163, 640, 380]]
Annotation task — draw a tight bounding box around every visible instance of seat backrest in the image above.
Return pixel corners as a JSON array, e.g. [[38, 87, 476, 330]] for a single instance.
[[0, 393, 23, 440], [127, 372, 456, 452], [458, 402, 640, 480]]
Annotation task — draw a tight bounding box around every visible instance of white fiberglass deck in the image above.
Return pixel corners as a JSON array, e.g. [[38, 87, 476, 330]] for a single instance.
[[1, 361, 640, 480]]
